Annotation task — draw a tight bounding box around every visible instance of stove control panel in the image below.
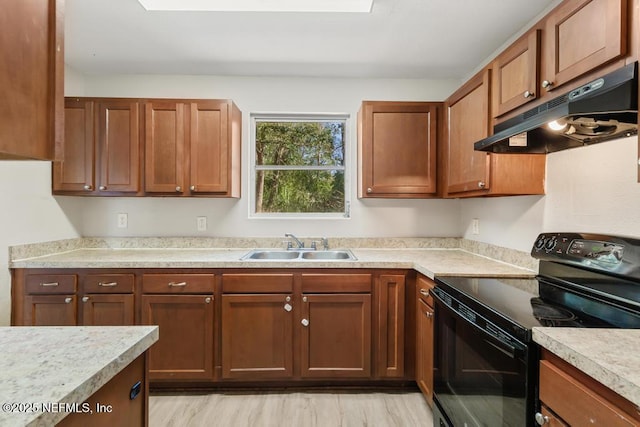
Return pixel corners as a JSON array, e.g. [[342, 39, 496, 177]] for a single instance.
[[532, 233, 631, 270]]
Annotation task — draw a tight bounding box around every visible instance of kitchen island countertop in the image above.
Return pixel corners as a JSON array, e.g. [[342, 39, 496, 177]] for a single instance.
[[0, 326, 158, 427], [533, 327, 640, 407]]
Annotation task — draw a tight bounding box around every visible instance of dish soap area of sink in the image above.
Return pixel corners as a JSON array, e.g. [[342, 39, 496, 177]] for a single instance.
[[241, 234, 357, 261]]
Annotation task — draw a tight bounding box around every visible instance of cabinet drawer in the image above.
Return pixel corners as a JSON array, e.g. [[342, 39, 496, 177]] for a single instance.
[[302, 274, 372, 293], [84, 274, 134, 293], [539, 359, 639, 427], [222, 274, 294, 293], [25, 274, 77, 294], [142, 274, 215, 293], [417, 275, 435, 307]]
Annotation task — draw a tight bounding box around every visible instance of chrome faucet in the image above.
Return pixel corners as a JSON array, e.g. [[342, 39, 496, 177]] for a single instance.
[[285, 233, 304, 249]]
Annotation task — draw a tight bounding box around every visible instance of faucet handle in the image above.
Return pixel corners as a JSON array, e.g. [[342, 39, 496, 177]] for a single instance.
[[321, 237, 329, 250], [310, 241, 318, 250], [282, 240, 293, 250]]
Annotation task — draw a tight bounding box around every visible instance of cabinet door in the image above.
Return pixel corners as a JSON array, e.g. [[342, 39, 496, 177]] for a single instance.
[[221, 294, 294, 379], [0, 0, 64, 160], [141, 294, 214, 380], [492, 30, 540, 117], [300, 293, 371, 378], [446, 70, 491, 194], [81, 294, 135, 326], [376, 274, 405, 378], [145, 102, 185, 194], [96, 100, 140, 193], [359, 102, 438, 198], [53, 99, 95, 193], [24, 295, 77, 326], [542, 0, 627, 92], [416, 298, 434, 405], [189, 101, 230, 194]]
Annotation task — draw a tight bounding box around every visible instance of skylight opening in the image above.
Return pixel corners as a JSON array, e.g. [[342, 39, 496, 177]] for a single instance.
[[137, 0, 373, 13]]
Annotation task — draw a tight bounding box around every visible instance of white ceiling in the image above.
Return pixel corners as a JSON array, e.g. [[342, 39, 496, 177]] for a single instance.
[[65, 0, 560, 79]]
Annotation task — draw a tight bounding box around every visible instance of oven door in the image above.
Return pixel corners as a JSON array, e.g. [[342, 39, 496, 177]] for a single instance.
[[432, 287, 534, 427]]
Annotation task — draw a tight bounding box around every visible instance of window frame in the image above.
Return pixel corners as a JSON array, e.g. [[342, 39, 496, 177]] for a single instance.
[[249, 112, 351, 219]]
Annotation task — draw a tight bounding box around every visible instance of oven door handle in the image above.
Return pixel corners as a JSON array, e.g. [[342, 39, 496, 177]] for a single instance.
[[432, 288, 525, 360]]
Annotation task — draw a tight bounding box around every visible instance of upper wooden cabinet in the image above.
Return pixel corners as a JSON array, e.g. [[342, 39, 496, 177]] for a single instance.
[[541, 0, 628, 94], [145, 99, 241, 197], [445, 69, 546, 197], [54, 98, 141, 195], [0, 0, 64, 160], [358, 101, 439, 198], [492, 30, 541, 118]]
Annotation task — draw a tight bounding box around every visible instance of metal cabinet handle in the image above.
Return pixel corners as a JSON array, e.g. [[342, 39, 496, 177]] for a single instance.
[[64, 297, 73, 304], [205, 297, 212, 304], [175, 186, 182, 192], [82, 296, 89, 303], [301, 318, 309, 327], [542, 80, 553, 89], [534, 412, 549, 425], [284, 303, 293, 312], [419, 289, 430, 297], [98, 282, 118, 287], [523, 90, 534, 98], [478, 181, 486, 189], [168, 281, 187, 287], [83, 185, 92, 191], [40, 282, 59, 287], [190, 185, 196, 191], [99, 185, 106, 191]]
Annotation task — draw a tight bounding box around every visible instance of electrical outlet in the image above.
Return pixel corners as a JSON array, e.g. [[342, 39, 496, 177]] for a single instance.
[[117, 213, 128, 229], [471, 218, 480, 235], [197, 216, 207, 231]]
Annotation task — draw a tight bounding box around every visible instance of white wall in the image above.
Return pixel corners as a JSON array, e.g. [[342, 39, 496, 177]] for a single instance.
[[63, 73, 463, 238], [461, 135, 640, 252]]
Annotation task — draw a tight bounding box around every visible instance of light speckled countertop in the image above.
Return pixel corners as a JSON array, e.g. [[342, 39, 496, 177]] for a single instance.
[[533, 328, 640, 407], [10, 248, 535, 278], [0, 326, 158, 427]]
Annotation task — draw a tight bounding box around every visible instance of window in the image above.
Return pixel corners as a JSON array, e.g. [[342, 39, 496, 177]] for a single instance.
[[250, 113, 349, 217]]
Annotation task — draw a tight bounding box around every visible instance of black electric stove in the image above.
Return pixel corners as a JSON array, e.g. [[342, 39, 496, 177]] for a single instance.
[[432, 232, 640, 427]]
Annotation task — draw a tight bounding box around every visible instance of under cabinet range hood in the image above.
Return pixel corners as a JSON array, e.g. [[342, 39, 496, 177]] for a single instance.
[[474, 61, 638, 154]]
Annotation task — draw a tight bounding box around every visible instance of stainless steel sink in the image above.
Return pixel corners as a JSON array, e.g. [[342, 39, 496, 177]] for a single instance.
[[300, 250, 354, 260], [241, 249, 356, 261]]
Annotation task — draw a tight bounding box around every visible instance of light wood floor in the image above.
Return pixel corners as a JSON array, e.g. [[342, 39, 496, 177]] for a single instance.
[[149, 391, 433, 427]]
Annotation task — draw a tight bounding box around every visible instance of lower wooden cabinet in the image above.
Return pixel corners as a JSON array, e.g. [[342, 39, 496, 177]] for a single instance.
[[539, 349, 640, 426], [415, 274, 435, 405], [82, 294, 134, 326], [23, 294, 77, 326], [57, 354, 148, 427], [141, 274, 215, 381], [221, 293, 294, 379]]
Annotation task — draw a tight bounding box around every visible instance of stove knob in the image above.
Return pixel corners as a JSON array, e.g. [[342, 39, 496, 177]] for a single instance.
[[534, 236, 546, 251], [545, 236, 557, 252]]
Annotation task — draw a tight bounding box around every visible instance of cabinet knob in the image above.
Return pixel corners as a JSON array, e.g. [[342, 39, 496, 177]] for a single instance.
[[284, 303, 293, 312], [176, 186, 182, 192], [301, 318, 309, 327], [425, 311, 433, 318], [99, 185, 107, 191], [523, 90, 534, 98], [82, 296, 89, 303], [534, 412, 549, 425], [542, 80, 553, 89], [83, 185, 92, 191], [205, 297, 212, 304], [419, 289, 430, 297], [478, 181, 486, 189], [64, 297, 73, 304], [303, 296, 308, 303], [190, 185, 196, 191], [366, 187, 373, 193], [285, 296, 291, 302]]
